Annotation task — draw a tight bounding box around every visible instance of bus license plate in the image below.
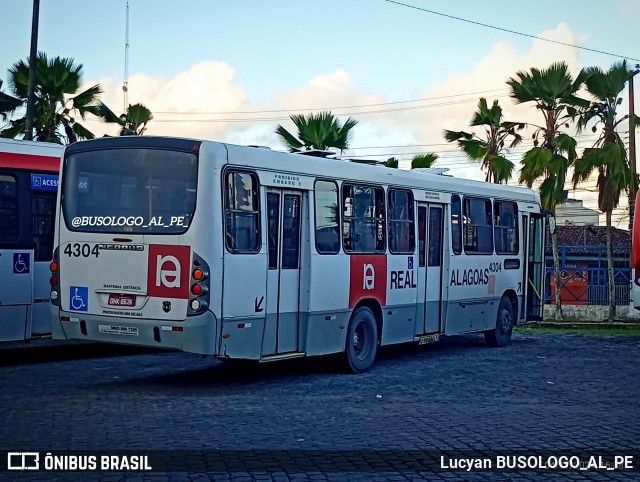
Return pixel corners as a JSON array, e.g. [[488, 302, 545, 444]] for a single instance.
[[108, 294, 136, 307], [99, 324, 138, 336]]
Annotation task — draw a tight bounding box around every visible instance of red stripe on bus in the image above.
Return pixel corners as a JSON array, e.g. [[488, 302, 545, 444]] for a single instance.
[[0, 152, 60, 172]]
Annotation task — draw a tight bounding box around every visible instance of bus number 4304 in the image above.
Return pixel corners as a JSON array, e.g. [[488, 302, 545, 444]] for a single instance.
[[64, 243, 100, 258]]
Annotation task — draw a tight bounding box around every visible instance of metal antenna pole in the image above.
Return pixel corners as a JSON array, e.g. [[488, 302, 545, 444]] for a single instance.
[[123, 1, 130, 111]]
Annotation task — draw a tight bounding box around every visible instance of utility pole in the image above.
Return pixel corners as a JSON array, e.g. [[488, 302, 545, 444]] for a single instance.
[[24, 0, 40, 141], [123, 1, 130, 111], [629, 65, 639, 232]]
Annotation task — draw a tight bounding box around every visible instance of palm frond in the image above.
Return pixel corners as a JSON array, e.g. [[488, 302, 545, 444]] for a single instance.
[[275, 124, 303, 151], [72, 122, 95, 141], [0, 117, 26, 139], [411, 152, 439, 169], [443, 129, 472, 143]]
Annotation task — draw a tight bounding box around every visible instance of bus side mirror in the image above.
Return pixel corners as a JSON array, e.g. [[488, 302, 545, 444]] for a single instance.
[[548, 216, 557, 235]]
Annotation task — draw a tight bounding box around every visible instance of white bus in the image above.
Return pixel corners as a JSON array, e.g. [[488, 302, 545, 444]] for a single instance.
[[50, 136, 546, 372], [1, 138, 64, 341]]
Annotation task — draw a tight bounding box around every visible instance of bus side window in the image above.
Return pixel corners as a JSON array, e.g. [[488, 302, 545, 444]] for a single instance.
[[0, 174, 18, 243], [314, 180, 340, 254], [342, 184, 385, 253], [464, 197, 493, 254], [388, 188, 414, 254], [32, 195, 56, 261], [451, 194, 462, 255], [494, 201, 518, 254], [224, 171, 260, 253]]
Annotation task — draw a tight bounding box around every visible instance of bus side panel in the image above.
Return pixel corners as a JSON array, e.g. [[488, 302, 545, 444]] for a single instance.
[[0, 249, 34, 341], [186, 142, 225, 353], [446, 254, 490, 334], [219, 209, 267, 360], [305, 254, 350, 356], [31, 260, 53, 334], [383, 254, 418, 345]]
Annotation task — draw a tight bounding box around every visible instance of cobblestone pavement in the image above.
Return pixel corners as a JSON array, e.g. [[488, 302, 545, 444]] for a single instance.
[[0, 333, 638, 481]]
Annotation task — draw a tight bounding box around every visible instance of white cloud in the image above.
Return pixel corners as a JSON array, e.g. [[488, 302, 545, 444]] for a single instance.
[[84, 61, 249, 140]]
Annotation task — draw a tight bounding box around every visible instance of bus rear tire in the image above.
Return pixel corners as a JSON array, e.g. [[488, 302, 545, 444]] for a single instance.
[[343, 306, 378, 374], [485, 296, 514, 347]]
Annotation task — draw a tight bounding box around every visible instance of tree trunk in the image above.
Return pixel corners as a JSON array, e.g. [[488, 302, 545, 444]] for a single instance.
[[606, 211, 616, 321], [552, 231, 563, 320]]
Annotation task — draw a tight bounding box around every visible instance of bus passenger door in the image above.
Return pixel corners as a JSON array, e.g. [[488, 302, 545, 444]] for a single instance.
[[416, 203, 444, 335], [264, 189, 302, 355], [525, 213, 545, 321]]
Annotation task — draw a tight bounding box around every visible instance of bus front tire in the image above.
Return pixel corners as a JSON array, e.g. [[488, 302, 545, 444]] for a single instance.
[[485, 297, 514, 347], [343, 306, 378, 374]]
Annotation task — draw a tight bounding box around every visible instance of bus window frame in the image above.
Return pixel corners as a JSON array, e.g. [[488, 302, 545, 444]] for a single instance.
[[463, 196, 494, 255], [451, 194, 462, 255], [387, 187, 415, 255], [494, 199, 519, 255], [61, 147, 199, 235], [313, 179, 341, 255], [341, 182, 386, 254], [223, 168, 261, 255], [0, 173, 19, 244]]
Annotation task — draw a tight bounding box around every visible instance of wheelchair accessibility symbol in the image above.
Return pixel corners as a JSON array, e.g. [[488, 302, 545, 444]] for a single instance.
[[69, 286, 88, 312], [13, 253, 30, 274]]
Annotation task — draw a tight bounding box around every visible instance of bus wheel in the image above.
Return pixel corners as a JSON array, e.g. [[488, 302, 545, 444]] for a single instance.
[[485, 296, 514, 347], [343, 306, 378, 373]]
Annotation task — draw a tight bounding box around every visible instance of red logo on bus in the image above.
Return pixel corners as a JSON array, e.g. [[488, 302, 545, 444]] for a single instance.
[[349, 255, 387, 308], [147, 245, 190, 299]]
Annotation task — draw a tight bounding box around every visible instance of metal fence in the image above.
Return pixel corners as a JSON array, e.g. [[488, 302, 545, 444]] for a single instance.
[[544, 266, 631, 305], [544, 244, 631, 306]]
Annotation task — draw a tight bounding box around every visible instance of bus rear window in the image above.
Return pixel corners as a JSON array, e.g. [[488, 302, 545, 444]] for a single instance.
[[61, 148, 197, 234], [0, 174, 18, 243]]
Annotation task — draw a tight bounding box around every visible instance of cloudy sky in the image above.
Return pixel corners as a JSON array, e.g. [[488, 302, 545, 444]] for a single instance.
[[1, 0, 638, 225]]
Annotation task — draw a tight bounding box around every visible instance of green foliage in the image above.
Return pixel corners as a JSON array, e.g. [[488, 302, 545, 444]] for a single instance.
[[509, 62, 585, 211], [0, 52, 104, 143], [410, 152, 439, 169], [0, 80, 21, 121], [98, 102, 154, 135], [507, 62, 589, 113], [385, 157, 399, 168], [275, 111, 358, 152], [572, 60, 633, 213], [443, 98, 522, 183]]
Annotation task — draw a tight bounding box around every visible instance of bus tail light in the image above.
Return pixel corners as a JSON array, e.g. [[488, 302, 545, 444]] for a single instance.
[[50, 247, 61, 306], [187, 251, 210, 316]]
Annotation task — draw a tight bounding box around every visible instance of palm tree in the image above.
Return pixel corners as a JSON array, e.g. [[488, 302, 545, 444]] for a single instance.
[[411, 152, 439, 169], [0, 53, 104, 143], [507, 62, 590, 319], [444, 98, 524, 183], [0, 79, 21, 122], [385, 157, 399, 168], [572, 61, 633, 320], [275, 111, 358, 153], [98, 102, 154, 135]]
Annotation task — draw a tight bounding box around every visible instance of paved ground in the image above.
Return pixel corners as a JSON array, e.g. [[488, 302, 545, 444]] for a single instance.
[[0, 332, 639, 481]]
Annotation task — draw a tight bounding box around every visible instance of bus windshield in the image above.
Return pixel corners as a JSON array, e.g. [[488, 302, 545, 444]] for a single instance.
[[61, 148, 197, 234]]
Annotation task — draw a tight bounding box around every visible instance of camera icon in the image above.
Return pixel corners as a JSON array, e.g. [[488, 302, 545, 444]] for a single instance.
[[7, 452, 39, 470]]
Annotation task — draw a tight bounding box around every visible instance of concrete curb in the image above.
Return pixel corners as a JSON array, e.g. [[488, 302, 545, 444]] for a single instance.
[[523, 321, 640, 329]]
